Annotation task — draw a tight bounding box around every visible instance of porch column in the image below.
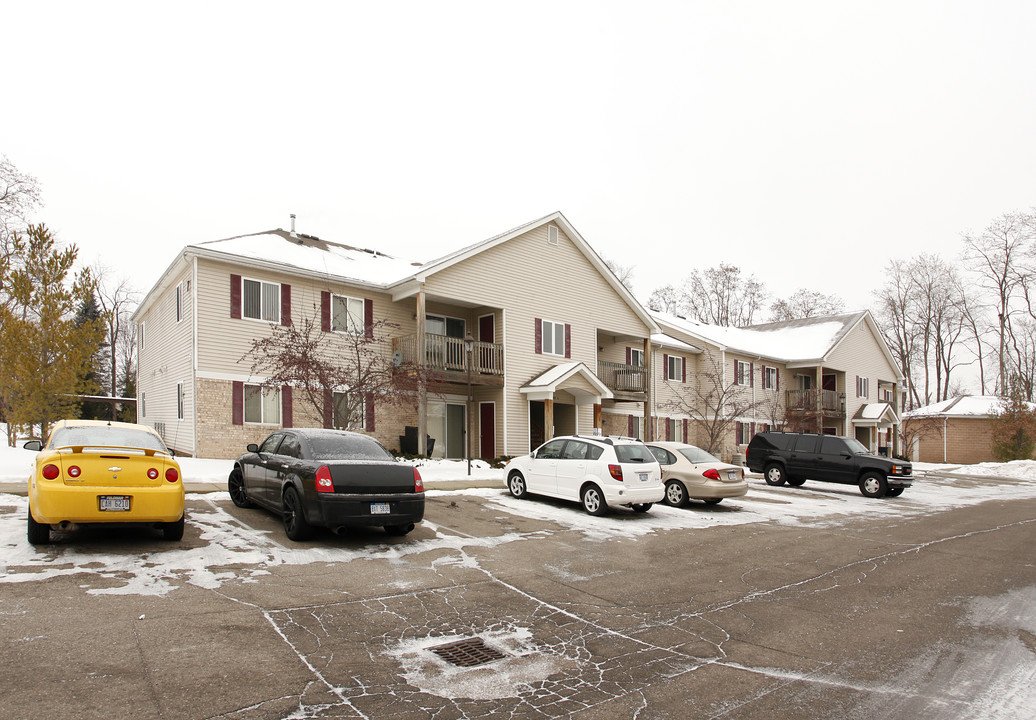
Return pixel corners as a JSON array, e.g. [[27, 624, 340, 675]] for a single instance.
[[416, 290, 428, 456], [544, 398, 554, 440], [643, 337, 653, 441], [815, 366, 823, 433], [593, 403, 602, 431]]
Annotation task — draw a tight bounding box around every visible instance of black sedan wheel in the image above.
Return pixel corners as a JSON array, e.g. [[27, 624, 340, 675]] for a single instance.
[[664, 480, 689, 508], [508, 472, 528, 499], [764, 464, 787, 486], [859, 472, 888, 499], [282, 487, 314, 540], [228, 469, 253, 508], [27, 505, 50, 545]]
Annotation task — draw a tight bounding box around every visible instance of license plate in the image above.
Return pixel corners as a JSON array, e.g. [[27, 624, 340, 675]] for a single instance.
[[728, 470, 738, 480], [639, 473, 649, 483], [99, 495, 131, 511], [370, 502, 391, 515]]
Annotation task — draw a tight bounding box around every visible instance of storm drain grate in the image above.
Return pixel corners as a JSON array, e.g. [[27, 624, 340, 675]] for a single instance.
[[430, 637, 508, 667]]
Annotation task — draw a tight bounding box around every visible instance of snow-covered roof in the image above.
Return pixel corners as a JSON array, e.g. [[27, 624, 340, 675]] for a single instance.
[[191, 230, 423, 286], [903, 395, 1029, 418], [520, 362, 612, 401], [652, 333, 701, 353], [651, 311, 866, 363]]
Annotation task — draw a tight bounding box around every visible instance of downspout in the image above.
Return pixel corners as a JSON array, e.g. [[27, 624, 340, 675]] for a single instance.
[[191, 254, 199, 458]]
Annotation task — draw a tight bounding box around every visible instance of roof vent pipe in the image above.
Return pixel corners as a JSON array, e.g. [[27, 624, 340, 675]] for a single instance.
[[290, 214, 297, 237]]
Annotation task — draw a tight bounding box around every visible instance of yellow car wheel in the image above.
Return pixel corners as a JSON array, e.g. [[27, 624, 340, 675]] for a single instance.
[[27, 505, 50, 545]]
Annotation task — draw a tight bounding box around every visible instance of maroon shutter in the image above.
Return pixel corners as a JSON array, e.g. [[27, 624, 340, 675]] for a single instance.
[[750, 362, 755, 388], [663, 354, 669, 380], [751, 422, 756, 440], [230, 274, 241, 319], [682, 357, 686, 383], [564, 324, 571, 358], [534, 319, 542, 354], [365, 395, 375, 431], [855, 376, 859, 397], [281, 284, 291, 326], [322, 389, 332, 428], [321, 292, 331, 332], [232, 381, 243, 425], [364, 299, 374, 339], [683, 419, 688, 443], [281, 386, 292, 428], [777, 370, 780, 391], [626, 347, 632, 365], [733, 358, 738, 384], [627, 415, 633, 436]]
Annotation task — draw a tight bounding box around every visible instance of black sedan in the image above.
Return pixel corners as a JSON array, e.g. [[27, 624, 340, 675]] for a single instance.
[[228, 428, 425, 540]]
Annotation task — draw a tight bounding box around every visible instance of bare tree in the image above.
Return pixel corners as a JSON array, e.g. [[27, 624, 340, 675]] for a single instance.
[[660, 351, 765, 456], [0, 155, 42, 257], [769, 289, 845, 322], [93, 267, 140, 413], [649, 264, 767, 327], [875, 258, 921, 408], [647, 284, 681, 314], [961, 212, 1034, 394], [603, 258, 635, 293], [244, 313, 439, 428]]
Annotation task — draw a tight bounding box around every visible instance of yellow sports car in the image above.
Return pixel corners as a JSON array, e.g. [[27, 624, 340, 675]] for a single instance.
[[26, 420, 185, 544]]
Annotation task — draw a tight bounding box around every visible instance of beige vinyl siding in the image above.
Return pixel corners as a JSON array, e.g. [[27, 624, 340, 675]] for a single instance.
[[422, 223, 650, 455], [195, 259, 411, 376], [826, 319, 901, 421], [136, 266, 196, 455]]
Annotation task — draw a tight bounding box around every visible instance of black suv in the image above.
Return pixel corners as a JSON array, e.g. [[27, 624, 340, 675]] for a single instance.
[[745, 432, 913, 498]]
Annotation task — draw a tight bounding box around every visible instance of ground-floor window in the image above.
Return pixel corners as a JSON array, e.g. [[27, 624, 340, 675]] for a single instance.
[[428, 400, 466, 459], [245, 384, 280, 425], [332, 391, 365, 430]]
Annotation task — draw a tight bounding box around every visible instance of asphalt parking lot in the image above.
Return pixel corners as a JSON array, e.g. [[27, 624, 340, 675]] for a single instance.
[[2, 473, 1034, 720]]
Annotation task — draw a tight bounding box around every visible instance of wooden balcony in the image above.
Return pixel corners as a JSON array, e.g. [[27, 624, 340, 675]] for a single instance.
[[598, 361, 647, 400], [392, 333, 504, 386], [785, 389, 845, 416]]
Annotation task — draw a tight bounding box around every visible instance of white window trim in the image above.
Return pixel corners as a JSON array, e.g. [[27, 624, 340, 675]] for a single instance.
[[241, 277, 281, 324], [764, 366, 777, 390], [666, 355, 683, 382], [332, 389, 366, 430], [332, 293, 365, 334], [243, 383, 281, 425], [541, 319, 567, 357], [857, 376, 870, 398], [175, 282, 183, 323], [139, 321, 145, 351], [630, 348, 644, 367], [736, 360, 751, 386], [176, 382, 184, 420]]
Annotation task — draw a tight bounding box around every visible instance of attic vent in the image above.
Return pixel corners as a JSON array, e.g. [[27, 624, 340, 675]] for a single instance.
[[548, 225, 559, 246], [430, 638, 508, 667]]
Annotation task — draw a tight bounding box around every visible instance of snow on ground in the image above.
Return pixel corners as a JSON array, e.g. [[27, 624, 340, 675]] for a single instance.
[[2, 439, 1036, 598]]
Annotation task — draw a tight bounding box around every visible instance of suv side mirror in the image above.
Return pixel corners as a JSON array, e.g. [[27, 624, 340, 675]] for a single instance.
[[530, 450, 538, 459], [23, 440, 42, 452]]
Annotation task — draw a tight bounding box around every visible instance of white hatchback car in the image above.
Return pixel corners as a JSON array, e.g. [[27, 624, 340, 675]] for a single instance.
[[504, 435, 664, 515]]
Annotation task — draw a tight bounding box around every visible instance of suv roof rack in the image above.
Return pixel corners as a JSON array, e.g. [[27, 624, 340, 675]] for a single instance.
[[572, 434, 640, 446]]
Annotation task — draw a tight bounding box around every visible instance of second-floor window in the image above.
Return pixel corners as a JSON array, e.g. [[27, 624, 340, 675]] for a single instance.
[[666, 355, 683, 381], [332, 295, 364, 333], [735, 360, 752, 386], [175, 283, 183, 323], [243, 279, 280, 322], [541, 320, 567, 356], [629, 348, 644, 367], [856, 376, 869, 398], [763, 366, 778, 390], [176, 382, 184, 420]]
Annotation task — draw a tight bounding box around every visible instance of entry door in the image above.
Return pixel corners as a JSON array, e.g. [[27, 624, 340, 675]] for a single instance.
[[446, 404, 466, 459], [479, 402, 495, 460], [530, 401, 546, 450]]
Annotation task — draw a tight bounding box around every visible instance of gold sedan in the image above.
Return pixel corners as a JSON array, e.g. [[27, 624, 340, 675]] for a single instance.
[[26, 420, 185, 544]]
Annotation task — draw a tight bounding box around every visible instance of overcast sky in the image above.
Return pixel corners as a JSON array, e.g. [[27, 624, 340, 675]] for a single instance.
[[5, 1, 1035, 315]]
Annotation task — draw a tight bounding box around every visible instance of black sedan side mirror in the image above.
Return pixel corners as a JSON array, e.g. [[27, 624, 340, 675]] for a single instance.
[[23, 440, 42, 452], [247, 443, 259, 453]]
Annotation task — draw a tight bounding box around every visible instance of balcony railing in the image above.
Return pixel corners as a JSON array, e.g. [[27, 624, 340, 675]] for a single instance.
[[392, 334, 504, 376], [786, 389, 845, 414], [598, 361, 647, 393]]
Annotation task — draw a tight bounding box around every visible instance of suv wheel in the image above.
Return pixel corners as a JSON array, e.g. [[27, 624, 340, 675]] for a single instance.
[[786, 477, 806, 487], [581, 484, 608, 516], [886, 486, 904, 497], [859, 472, 888, 498], [764, 464, 787, 486]]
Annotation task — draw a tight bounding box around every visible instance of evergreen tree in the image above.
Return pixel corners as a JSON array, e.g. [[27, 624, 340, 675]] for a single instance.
[[990, 379, 1036, 461], [75, 293, 111, 419], [0, 224, 102, 441]]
